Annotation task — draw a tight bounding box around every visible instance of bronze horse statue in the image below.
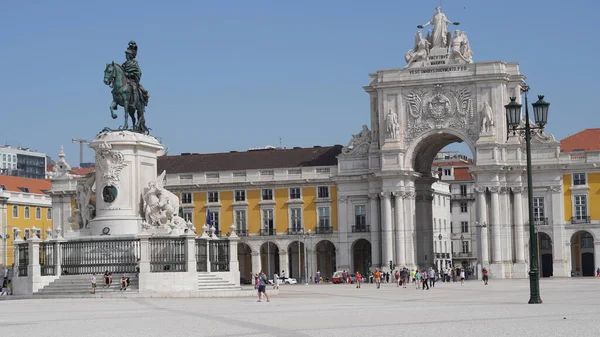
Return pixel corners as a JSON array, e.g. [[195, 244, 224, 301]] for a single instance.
[[103, 62, 148, 133]]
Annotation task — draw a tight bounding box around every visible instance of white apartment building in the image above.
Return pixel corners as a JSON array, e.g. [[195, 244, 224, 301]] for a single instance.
[[0, 146, 47, 180]]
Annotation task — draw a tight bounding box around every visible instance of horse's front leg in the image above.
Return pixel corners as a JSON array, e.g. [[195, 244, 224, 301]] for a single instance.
[[110, 100, 118, 119], [122, 96, 130, 130]]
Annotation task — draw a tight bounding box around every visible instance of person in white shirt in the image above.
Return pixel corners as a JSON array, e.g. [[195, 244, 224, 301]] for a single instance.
[[460, 270, 466, 286], [91, 274, 97, 294], [273, 273, 280, 289]]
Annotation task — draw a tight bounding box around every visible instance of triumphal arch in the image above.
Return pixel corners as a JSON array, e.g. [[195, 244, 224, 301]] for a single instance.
[[336, 7, 565, 278]]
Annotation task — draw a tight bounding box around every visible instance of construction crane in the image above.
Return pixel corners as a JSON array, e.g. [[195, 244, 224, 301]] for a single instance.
[[72, 138, 91, 167]]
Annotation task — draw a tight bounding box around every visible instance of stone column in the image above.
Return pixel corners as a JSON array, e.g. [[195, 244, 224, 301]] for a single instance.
[[278, 250, 288, 276], [403, 191, 416, 268], [337, 197, 350, 271], [368, 194, 381, 269], [393, 192, 405, 267], [488, 186, 502, 263], [475, 186, 489, 265], [251, 251, 261, 274], [550, 185, 568, 277], [228, 226, 240, 286], [28, 235, 41, 294], [512, 187, 526, 263], [184, 232, 197, 275], [380, 192, 393, 271]]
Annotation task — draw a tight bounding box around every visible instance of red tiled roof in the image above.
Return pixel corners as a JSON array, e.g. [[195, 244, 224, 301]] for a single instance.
[[0, 175, 51, 194], [70, 167, 95, 176], [432, 161, 471, 167], [560, 128, 600, 152], [158, 146, 343, 174], [454, 167, 474, 181]]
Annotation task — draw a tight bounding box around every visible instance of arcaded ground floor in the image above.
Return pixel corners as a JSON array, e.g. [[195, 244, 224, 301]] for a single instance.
[[2, 278, 600, 336]]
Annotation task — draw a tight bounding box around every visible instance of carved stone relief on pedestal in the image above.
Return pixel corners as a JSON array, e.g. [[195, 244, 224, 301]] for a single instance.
[[95, 142, 126, 188]]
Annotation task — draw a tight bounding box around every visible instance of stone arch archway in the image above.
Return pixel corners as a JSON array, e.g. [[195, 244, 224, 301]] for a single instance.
[[352, 239, 372, 276], [405, 129, 476, 175], [260, 242, 280, 279], [571, 231, 595, 277], [288, 241, 306, 280], [238, 242, 252, 281], [538, 232, 553, 277], [315, 240, 336, 279]]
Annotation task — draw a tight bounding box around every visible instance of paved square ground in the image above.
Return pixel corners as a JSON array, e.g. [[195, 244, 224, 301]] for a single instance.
[[1, 278, 599, 336]]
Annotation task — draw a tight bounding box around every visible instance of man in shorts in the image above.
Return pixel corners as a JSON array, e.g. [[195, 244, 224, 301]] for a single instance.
[[257, 270, 270, 302], [91, 274, 97, 294], [373, 269, 381, 289]]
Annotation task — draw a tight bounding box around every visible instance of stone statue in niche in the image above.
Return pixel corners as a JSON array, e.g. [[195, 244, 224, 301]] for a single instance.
[[71, 174, 96, 229], [143, 170, 185, 231], [480, 102, 494, 134], [385, 109, 400, 139], [450, 30, 473, 64], [404, 30, 431, 68], [342, 125, 371, 155]]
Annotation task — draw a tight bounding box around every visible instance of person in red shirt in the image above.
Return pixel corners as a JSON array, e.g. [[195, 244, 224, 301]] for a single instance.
[[355, 272, 362, 288], [482, 268, 489, 285]]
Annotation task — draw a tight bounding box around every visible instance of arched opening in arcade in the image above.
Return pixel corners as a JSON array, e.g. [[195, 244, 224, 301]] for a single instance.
[[571, 231, 595, 277], [260, 242, 279, 279], [352, 239, 372, 276], [410, 131, 475, 272], [288, 241, 306, 281], [238, 242, 252, 282], [315, 240, 336, 279], [538, 232, 553, 277]]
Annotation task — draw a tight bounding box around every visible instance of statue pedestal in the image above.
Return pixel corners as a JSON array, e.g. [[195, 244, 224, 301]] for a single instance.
[[88, 131, 164, 236]]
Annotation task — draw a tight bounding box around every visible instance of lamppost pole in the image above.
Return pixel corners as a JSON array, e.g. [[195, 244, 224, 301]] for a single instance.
[[505, 84, 550, 304]]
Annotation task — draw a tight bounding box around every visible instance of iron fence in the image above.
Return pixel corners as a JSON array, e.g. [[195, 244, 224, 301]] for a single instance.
[[209, 240, 230, 272], [61, 239, 140, 275], [196, 239, 208, 272], [39, 242, 56, 276], [351, 225, 370, 233], [17, 244, 28, 277], [149, 238, 186, 272]]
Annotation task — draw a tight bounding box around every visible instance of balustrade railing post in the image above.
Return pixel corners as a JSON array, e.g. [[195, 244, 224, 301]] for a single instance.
[[228, 225, 240, 285], [54, 237, 65, 276], [184, 231, 197, 274], [27, 235, 41, 293], [137, 233, 151, 274]]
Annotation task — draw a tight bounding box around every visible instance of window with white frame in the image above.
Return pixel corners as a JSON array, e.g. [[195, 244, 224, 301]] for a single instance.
[[263, 209, 274, 233], [209, 210, 220, 233], [461, 241, 469, 253], [47, 208, 52, 220], [181, 192, 192, 204], [289, 187, 301, 200], [444, 168, 451, 176], [533, 197, 545, 221], [433, 217, 437, 230], [182, 209, 193, 223], [12, 205, 18, 218], [235, 210, 247, 231], [207, 191, 219, 203], [461, 221, 468, 233], [234, 190, 246, 202], [574, 195, 587, 219], [290, 208, 302, 230], [24, 206, 30, 219], [318, 207, 330, 227], [460, 202, 468, 213], [261, 189, 273, 201], [573, 173, 586, 186], [354, 205, 366, 227], [460, 185, 467, 196], [35, 207, 41, 220], [317, 186, 330, 199]]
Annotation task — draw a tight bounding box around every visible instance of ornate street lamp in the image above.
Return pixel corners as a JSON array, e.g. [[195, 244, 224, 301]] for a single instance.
[[505, 84, 550, 305]]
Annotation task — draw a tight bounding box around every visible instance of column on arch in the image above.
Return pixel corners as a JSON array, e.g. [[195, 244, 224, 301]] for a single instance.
[[393, 191, 406, 267], [380, 192, 393, 271], [368, 193, 381, 269], [475, 186, 489, 265], [403, 191, 417, 268], [512, 186, 526, 263], [489, 186, 502, 263]]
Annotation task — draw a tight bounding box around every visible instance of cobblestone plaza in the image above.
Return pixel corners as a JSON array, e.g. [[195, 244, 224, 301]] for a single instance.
[[2, 278, 599, 336]]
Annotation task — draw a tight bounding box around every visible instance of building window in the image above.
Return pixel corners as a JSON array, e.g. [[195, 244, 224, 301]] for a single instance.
[[235, 190, 246, 202], [461, 221, 468, 233], [263, 209, 274, 231], [209, 210, 220, 233], [182, 210, 193, 223], [24, 206, 30, 219], [261, 189, 273, 201], [290, 208, 302, 230], [460, 185, 467, 196], [181, 192, 192, 204], [533, 197, 544, 221], [460, 202, 468, 213], [207, 191, 219, 203], [289, 187, 301, 200], [433, 217, 437, 230], [35, 207, 41, 219], [235, 210, 247, 231], [574, 195, 587, 219], [540, 235, 552, 250], [317, 186, 330, 199], [24, 229, 30, 240], [581, 232, 594, 248], [355, 205, 366, 227], [318, 207, 330, 227], [450, 221, 453, 233], [47, 208, 52, 220], [444, 169, 451, 176], [443, 219, 446, 231], [461, 241, 469, 253], [573, 173, 586, 186], [12, 205, 18, 218]]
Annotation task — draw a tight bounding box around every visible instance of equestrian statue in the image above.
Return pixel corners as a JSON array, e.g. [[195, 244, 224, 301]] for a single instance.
[[103, 41, 150, 133]]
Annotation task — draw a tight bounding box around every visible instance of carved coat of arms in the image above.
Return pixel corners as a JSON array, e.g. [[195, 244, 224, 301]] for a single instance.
[[95, 142, 126, 187]]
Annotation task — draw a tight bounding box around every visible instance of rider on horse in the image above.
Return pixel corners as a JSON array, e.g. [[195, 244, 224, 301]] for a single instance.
[[123, 41, 149, 107]]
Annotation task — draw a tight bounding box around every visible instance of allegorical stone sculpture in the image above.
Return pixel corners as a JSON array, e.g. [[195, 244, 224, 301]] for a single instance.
[[404, 31, 431, 68], [342, 125, 371, 155], [450, 30, 473, 64], [70, 174, 96, 229], [385, 109, 400, 139], [103, 41, 150, 133], [143, 170, 188, 233], [417, 6, 459, 49]]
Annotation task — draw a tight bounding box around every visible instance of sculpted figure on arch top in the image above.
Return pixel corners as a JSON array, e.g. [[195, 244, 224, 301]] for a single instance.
[[417, 6, 460, 49]]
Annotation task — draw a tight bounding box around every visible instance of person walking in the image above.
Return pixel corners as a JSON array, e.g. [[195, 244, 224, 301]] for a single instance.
[[356, 271, 362, 288], [273, 273, 280, 289], [373, 269, 381, 289], [257, 270, 270, 302], [428, 267, 436, 288], [414, 270, 421, 289], [460, 269, 466, 286], [90, 274, 97, 294], [421, 269, 430, 290], [482, 268, 489, 285]]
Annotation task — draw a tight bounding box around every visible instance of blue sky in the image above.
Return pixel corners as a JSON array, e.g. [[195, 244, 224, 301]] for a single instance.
[[1, 0, 598, 164]]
